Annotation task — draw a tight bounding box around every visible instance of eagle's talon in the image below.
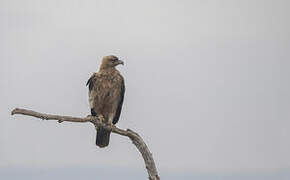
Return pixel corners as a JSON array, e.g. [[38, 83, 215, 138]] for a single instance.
[[98, 115, 105, 124], [104, 122, 115, 130]]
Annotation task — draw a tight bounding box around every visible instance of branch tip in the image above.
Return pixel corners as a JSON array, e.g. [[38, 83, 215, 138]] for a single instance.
[[11, 108, 18, 115]]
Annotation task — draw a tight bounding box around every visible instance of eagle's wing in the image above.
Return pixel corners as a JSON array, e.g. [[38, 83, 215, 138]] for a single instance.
[[86, 73, 98, 116], [113, 77, 125, 124], [86, 73, 96, 91]]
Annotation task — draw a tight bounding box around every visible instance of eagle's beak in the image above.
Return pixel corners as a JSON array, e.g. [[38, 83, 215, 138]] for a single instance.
[[118, 60, 124, 65]]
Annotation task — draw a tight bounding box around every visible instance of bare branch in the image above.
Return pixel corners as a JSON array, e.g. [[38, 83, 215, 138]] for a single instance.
[[11, 108, 160, 180]]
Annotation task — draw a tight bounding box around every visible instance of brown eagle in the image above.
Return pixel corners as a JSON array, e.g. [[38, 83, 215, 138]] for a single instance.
[[86, 55, 125, 148]]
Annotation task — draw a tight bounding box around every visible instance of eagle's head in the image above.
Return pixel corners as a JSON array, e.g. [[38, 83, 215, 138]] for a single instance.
[[100, 55, 124, 70]]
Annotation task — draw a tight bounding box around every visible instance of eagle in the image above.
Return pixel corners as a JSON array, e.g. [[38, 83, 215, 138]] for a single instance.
[[86, 55, 125, 148]]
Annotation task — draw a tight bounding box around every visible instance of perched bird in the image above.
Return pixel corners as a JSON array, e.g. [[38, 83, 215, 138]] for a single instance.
[[86, 55, 125, 148]]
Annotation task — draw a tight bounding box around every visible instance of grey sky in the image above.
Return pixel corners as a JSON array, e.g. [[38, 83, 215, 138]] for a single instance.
[[1, 0, 290, 178]]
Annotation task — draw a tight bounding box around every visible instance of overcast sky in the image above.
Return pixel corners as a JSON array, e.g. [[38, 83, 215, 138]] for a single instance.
[[1, 0, 290, 179]]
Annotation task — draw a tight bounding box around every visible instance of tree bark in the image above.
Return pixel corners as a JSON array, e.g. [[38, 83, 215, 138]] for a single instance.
[[11, 108, 160, 180]]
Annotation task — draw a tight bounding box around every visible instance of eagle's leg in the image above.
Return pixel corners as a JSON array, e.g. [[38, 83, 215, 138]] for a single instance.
[[107, 115, 116, 129], [108, 122, 116, 129], [97, 115, 105, 124]]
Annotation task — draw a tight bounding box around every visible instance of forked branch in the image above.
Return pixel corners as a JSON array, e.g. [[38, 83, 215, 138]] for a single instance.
[[11, 108, 160, 180]]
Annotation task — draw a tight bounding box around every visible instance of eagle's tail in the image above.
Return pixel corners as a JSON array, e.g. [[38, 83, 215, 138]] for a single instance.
[[96, 126, 111, 148]]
